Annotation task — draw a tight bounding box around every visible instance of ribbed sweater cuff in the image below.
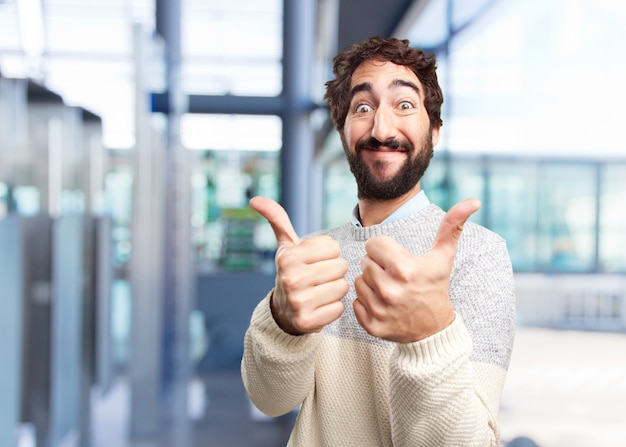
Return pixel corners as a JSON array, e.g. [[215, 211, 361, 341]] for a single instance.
[[253, 292, 320, 351], [396, 314, 472, 365]]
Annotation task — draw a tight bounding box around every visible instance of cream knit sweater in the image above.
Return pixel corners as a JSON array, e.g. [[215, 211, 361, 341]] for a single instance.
[[242, 204, 516, 446]]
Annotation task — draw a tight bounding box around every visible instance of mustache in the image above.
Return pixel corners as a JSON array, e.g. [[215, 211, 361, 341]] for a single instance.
[[355, 137, 414, 152]]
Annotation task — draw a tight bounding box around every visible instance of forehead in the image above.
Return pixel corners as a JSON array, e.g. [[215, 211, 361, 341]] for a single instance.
[[350, 60, 421, 91]]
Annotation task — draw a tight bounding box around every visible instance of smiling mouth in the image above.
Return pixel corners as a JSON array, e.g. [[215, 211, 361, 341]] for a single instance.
[[356, 137, 412, 154], [365, 145, 406, 153]]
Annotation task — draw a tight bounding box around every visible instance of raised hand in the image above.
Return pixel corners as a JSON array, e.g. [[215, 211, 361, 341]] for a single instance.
[[353, 198, 481, 343], [250, 197, 349, 335]]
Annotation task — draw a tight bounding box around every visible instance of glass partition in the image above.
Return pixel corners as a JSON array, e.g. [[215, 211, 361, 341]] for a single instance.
[[190, 149, 279, 272], [537, 163, 597, 272], [487, 160, 539, 271], [323, 159, 357, 229], [599, 164, 626, 272], [322, 154, 625, 274]]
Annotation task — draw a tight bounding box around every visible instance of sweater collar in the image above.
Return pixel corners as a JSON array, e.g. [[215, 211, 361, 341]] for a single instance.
[[351, 190, 430, 228]]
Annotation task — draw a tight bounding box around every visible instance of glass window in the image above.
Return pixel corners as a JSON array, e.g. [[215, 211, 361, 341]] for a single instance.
[[406, 0, 449, 48], [323, 159, 357, 229], [0, 182, 6, 218], [488, 160, 539, 271], [599, 164, 626, 272], [190, 149, 279, 271], [447, 157, 486, 223], [181, 0, 283, 97], [105, 165, 134, 269], [425, 157, 606, 273], [181, 114, 282, 152], [423, 155, 486, 217], [536, 163, 597, 272], [433, 0, 626, 159], [421, 154, 452, 210]]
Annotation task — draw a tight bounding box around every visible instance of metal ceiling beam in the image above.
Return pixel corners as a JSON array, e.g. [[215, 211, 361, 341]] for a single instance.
[[152, 0, 419, 116], [335, 0, 416, 52], [281, 0, 317, 235], [151, 92, 289, 116]]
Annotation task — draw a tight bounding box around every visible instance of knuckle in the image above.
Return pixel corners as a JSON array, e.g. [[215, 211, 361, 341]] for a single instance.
[[278, 269, 308, 295], [312, 235, 342, 256], [275, 247, 295, 268], [294, 314, 317, 333], [338, 258, 349, 274], [368, 303, 386, 321], [389, 261, 414, 282], [376, 286, 397, 306], [328, 239, 342, 257], [279, 274, 298, 291], [338, 278, 350, 295]]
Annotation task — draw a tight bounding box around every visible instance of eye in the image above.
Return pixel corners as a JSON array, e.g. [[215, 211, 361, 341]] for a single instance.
[[398, 101, 414, 110], [354, 103, 372, 114]]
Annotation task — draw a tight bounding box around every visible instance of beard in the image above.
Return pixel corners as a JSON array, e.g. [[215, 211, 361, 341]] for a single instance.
[[344, 129, 434, 201]]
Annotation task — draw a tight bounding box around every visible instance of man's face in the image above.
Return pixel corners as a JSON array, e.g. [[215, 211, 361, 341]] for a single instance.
[[342, 60, 440, 200]]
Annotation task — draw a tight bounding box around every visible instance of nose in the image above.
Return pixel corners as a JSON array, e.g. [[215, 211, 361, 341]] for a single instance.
[[371, 107, 397, 143]]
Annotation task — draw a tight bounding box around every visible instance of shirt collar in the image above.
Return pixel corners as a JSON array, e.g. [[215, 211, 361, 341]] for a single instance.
[[351, 190, 430, 228]]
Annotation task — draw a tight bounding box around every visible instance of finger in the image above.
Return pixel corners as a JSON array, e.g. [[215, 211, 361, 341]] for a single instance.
[[353, 276, 376, 327], [298, 298, 345, 333], [298, 236, 343, 264], [281, 256, 347, 290], [362, 235, 407, 271], [313, 299, 345, 326], [431, 198, 481, 260], [312, 277, 349, 307], [308, 257, 348, 285], [250, 196, 300, 247]]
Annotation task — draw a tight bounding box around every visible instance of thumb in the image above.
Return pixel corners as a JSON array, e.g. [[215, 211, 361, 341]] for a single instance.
[[250, 196, 300, 247], [431, 198, 481, 260]]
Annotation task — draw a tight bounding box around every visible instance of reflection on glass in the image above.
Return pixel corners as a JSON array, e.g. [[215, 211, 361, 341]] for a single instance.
[[324, 155, 626, 274], [191, 150, 279, 272], [12, 186, 40, 216], [323, 159, 357, 229], [600, 164, 626, 272], [488, 161, 538, 271], [538, 163, 597, 272]]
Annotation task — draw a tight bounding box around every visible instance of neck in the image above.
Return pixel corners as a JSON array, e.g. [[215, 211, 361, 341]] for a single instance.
[[357, 184, 421, 227]]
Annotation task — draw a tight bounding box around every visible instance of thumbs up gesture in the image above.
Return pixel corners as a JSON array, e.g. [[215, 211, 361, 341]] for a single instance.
[[353, 198, 481, 343], [250, 197, 349, 335]]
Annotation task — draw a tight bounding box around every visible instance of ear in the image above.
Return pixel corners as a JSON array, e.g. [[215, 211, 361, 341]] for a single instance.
[[431, 125, 441, 148]]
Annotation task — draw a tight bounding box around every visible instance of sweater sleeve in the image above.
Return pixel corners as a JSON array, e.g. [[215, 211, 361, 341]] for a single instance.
[[388, 234, 515, 447], [240, 291, 321, 417], [389, 316, 500, 446]]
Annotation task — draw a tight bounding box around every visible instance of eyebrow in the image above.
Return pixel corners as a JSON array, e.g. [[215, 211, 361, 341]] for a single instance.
[[350, 82, 372, 97], [350, 78, 422, 99], [391, 79, 421, 96]]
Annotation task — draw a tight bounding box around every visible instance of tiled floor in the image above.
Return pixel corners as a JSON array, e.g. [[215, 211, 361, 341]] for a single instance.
[[90, 328, 626, 447], [499, 327, 626, 447], [194, 371, 295, 447], [91, 371, 293, 447]]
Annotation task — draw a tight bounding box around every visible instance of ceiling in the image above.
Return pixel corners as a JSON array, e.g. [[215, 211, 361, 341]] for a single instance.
[[0, 0, 430, 148]]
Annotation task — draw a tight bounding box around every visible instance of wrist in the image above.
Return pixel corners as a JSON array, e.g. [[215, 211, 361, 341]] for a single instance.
[[270, 290, 303, 336]]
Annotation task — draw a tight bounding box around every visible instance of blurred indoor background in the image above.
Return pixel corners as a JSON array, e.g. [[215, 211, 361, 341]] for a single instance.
[[1, 0, 625, 446]]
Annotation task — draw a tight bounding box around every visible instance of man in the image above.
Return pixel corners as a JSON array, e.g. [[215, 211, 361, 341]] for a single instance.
[[241, 36, 516, 446]]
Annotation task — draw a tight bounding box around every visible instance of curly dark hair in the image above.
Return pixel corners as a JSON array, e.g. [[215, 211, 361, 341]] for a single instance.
[[324, 36, 443, 135]]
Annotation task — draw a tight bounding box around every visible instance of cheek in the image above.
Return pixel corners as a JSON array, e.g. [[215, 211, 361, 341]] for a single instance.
[[346, 130, 358, 150], [403, 118, 430, 144], [344, 119, 368, 148]]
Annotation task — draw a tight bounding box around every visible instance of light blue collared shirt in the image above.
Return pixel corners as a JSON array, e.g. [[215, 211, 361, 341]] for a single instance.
[[351, 190, 430, 227]]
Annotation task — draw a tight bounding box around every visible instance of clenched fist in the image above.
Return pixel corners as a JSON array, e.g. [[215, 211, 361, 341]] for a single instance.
[[250, 197, 349, 335], [354, 198, 481, 343]]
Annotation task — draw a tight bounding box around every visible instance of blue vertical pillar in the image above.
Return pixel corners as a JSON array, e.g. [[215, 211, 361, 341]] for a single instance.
[[130, 23, 163, 438], [0, 217, 23, 447], [156, 0, 193, 445], [281, 0, 316, 236]]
